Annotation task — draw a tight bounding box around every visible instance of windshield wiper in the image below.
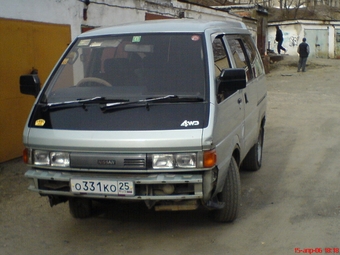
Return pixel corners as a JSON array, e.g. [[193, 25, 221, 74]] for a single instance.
[[44, 97, 129, 111], [47, 96, 104, 107], [102, 95, 176, 107], [100, 95, 176, 112], [101, 95, 204, 112]]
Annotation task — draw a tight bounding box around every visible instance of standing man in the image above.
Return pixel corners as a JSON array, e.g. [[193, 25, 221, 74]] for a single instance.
[[275, 25, 287, 54], [297, 38, 310, 72]]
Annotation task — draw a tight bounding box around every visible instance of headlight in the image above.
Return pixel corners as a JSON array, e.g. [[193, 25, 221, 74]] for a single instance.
[[152, 154, 174, 169], [33, 150, 70, 167], [50, 152, 70, 167], [33, 150, 50, 165], [151, 153, 197, 169], [175, 153, 196, 168]]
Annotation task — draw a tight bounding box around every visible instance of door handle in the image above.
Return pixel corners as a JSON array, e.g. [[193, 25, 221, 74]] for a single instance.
[[238, 98, 242, 104], [244, 93, 249, 104]]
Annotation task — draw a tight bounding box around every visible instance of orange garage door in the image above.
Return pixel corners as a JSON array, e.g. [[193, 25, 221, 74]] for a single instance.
[[0, 18, 71, 162]]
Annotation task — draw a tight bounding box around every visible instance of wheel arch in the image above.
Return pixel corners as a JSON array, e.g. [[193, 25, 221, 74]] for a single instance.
[[213, 144, 241, 197], [260, 114, 266, 129], [232, 146, 241, 167]]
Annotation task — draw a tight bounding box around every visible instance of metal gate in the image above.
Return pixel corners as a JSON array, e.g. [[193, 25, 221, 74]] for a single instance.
[[304, 29, 329, 58], [335, 30, 340, 59]]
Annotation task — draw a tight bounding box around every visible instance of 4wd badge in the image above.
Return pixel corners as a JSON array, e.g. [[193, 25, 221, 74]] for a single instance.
[[180, 120, 199, 127]]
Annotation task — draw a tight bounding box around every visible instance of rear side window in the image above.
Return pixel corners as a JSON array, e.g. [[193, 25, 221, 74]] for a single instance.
[[227, 38, 253, 82], [242, 37, 265, 78], [226, 35, 264, 81]]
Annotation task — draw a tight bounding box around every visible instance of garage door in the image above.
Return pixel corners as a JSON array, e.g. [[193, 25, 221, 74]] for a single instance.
[[304, 29, 329, 58], [0, 18, 71, 162]]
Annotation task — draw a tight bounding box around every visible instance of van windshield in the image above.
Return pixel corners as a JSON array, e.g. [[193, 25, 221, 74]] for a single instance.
[[44, 33, 207, 104]]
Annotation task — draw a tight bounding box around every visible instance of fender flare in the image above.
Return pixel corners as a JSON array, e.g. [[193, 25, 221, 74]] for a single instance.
[[212, 144, 240, 198]]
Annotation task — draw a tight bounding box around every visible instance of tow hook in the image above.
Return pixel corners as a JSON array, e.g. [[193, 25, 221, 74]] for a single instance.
[[48, 196, 68, 207]]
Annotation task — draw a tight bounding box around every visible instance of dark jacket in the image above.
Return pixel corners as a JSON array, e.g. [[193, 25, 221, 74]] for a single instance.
[[298, 42, 309, 58], [275, 29, 283, 42]]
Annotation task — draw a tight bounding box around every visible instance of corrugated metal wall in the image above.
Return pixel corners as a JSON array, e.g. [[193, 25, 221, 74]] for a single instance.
[[0, 18, 71, 162]]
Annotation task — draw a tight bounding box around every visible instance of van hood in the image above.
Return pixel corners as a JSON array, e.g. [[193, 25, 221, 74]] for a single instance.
[[25, 128, 204, 152], [28, 101, 209, 131]]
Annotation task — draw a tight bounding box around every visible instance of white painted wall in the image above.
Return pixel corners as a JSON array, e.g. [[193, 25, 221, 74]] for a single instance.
[[269, 21, 340, 58], [0, 0, 240, 40], [268, 24, 302, 55], [1, 0, 81, 39], [328, 25, 335, 58]]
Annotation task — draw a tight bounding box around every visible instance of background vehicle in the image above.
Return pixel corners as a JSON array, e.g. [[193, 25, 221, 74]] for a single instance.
[[20, 19, 266, 222]]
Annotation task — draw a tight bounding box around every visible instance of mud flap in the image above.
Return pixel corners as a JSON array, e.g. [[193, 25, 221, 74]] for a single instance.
[[205, 196, 225, 209]]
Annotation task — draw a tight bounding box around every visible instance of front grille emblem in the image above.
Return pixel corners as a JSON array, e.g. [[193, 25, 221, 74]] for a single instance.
[[97, 160, 116, 165]]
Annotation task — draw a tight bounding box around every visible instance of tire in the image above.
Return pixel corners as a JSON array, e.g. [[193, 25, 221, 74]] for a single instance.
[[212, 157, 241, 223], [242, 127, 264, 171], [69, 198, 92, 219]]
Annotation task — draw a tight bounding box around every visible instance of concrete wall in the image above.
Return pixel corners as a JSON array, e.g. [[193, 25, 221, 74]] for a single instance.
[[0, 0, 240, 40]]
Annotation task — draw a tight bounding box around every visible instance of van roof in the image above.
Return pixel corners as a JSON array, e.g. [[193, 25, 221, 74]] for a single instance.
[[79, 19, 249, 37]]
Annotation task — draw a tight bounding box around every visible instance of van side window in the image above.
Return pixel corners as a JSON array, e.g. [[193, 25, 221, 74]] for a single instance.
[[242, 37, 265, 78], [213, 37, 230, 75], [227, 38, 253, 82], [213, 37, 231, 103]]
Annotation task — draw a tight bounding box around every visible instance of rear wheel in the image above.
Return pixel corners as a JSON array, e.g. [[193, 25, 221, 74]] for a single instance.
[[242, 127, 264, 171], [69, 198, 92, 219], [212, 157, 241, 223]]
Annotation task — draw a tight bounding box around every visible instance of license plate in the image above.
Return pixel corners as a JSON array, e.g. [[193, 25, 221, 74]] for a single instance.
[[70, 179, 134, 196]]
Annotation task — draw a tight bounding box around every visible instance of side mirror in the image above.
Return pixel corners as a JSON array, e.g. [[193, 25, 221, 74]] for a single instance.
[[219, 68, 246, 91], [20, 74, 41, 97], [217, 68, 247, 101]]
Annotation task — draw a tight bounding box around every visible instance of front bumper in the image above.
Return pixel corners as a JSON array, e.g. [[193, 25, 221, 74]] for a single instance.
[[25, 169, 204, 201]]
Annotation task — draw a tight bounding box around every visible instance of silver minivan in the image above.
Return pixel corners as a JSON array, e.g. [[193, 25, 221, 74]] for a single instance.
[[20, 19, 267, 222]]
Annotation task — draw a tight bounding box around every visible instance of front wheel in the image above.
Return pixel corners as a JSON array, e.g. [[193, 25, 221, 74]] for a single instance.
[[242, 127, 264, 171], [69, 198, 92, 219], [212, 157, 241, 223]]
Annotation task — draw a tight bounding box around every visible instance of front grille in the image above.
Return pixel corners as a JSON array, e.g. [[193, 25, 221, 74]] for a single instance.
[[124, 158, 146, 168], [70, 152, 147, 169]]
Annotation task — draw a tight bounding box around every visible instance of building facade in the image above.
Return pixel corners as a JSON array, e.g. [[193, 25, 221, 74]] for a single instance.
[[268, 20, 340, 58]]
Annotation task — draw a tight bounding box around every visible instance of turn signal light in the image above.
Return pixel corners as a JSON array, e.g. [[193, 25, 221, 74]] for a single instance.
[[23, 148, 30, 164], [203, 150, 216, 168]]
